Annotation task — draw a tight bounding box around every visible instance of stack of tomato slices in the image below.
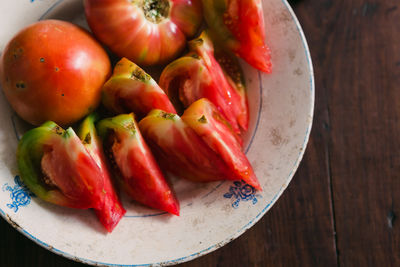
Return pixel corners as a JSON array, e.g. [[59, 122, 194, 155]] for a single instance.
[[13, 0, 272, 233]]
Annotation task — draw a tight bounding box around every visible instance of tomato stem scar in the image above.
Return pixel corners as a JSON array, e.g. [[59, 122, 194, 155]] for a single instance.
[[141, 0, 170, 23]]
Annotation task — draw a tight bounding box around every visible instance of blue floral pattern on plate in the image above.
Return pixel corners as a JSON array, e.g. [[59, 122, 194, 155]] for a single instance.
[[2, 176, 35, 212], [223, 181, 262, 209]]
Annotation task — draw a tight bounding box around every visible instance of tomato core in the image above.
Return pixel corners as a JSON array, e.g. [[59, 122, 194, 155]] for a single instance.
[[139, 0, 170, 23]]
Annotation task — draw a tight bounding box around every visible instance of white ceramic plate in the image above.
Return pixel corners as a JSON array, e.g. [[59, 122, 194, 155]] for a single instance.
[[0, 0, 314, 266]]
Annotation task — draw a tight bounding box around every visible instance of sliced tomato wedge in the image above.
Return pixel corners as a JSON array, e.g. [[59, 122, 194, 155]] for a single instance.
[[17, 121, 105, 210], [181, 99, 261, 190], [139, 109, 242, 183], [102, 58, 176, 118], [202, 0, 272, 73], [97, 113, 179, 216], [214, 46, 249, 131], [159, 31, 248, 133], [78, 114, 126, 232]]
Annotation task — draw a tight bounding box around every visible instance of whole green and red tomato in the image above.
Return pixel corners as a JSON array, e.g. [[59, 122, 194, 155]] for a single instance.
[[84, 0, 203, 66]]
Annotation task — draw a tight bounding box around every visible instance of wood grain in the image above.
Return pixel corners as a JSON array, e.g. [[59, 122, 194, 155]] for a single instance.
[[320, 1, 400, 266]]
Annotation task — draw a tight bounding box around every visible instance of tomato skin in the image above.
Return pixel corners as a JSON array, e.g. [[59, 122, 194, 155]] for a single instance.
[[97, 114, 179, 216], [78, 114, 126, 233], [84, 0, 203, 66], [0, 20, 111, 126], [202, 0, 271, 73], [139, 110, 238, 183], [159, 31, 248, 134], [102, 58, 176, 118], [181, 99, 261, 190], [17, 121, 106, 210]]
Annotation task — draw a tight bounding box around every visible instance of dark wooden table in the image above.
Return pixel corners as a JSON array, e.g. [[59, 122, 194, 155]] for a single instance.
[[1, 0, 399, 266]]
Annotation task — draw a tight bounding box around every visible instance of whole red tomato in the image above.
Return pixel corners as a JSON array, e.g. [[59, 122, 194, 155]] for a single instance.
[[84, 0, 203, 66], [0, 20, 111, 126]]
